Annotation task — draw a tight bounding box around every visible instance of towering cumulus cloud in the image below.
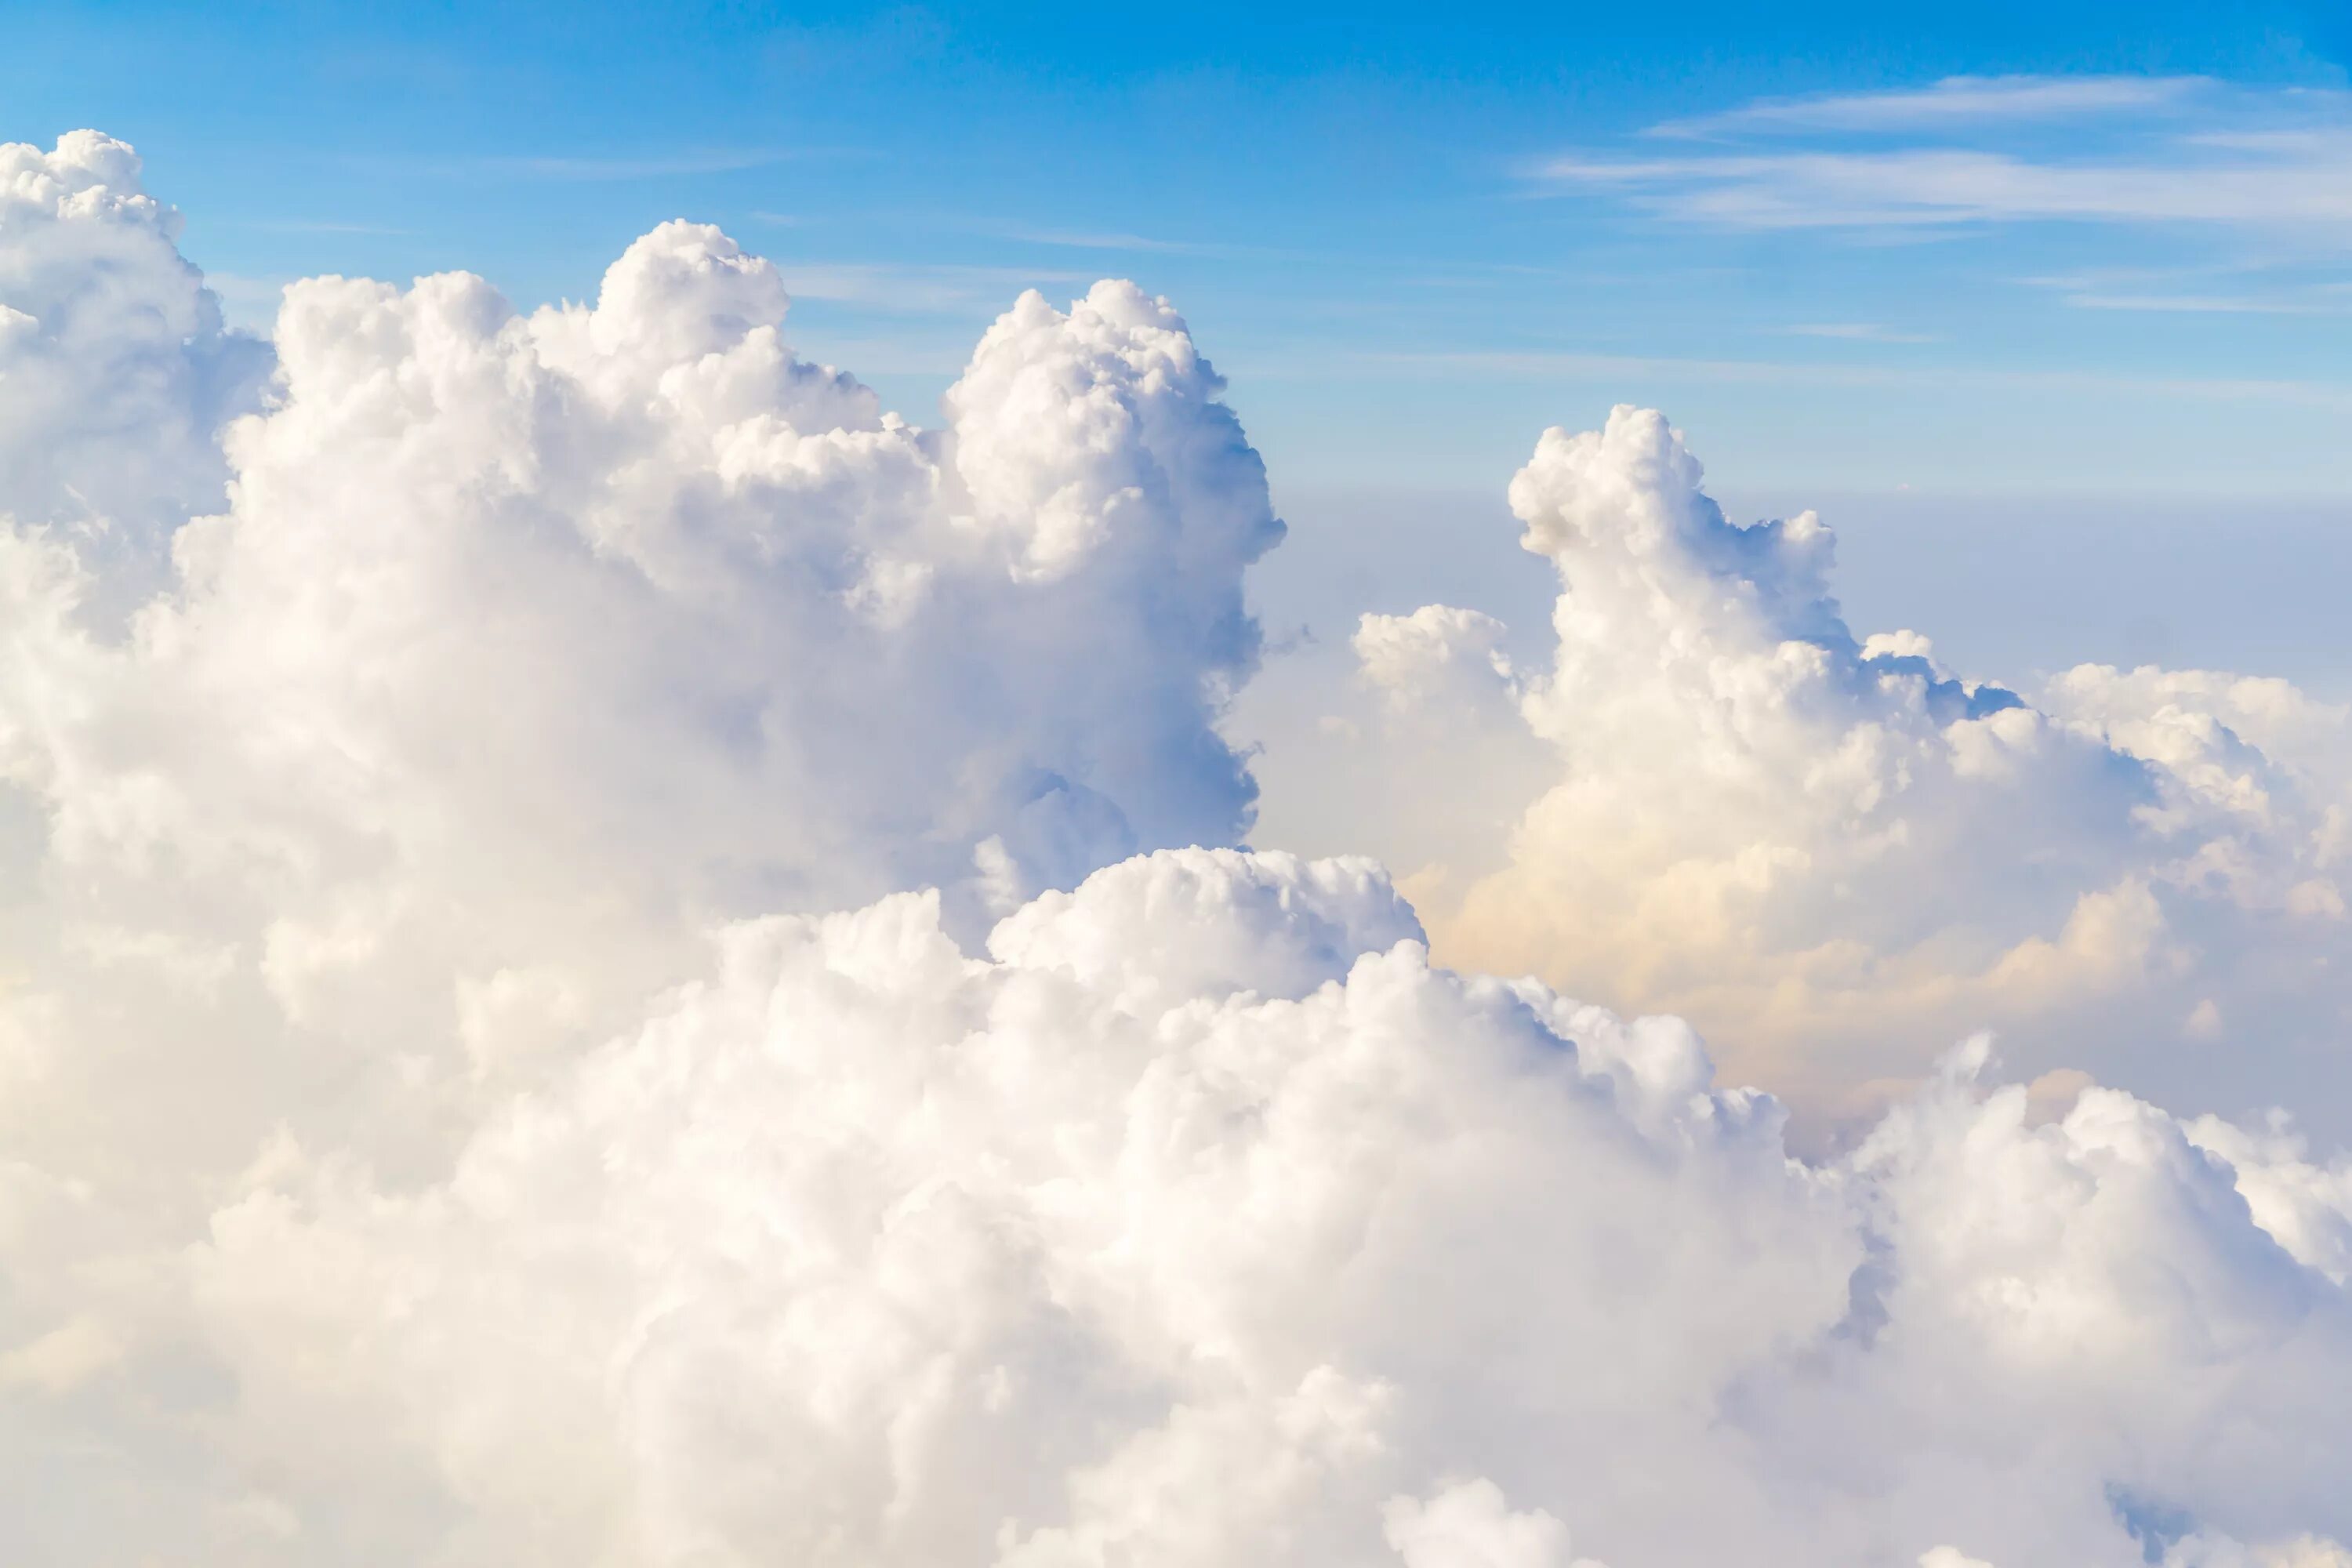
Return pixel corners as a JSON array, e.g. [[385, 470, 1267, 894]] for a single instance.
[[1341, 407, 2352, 1126], [3, 133, 2351, 1568], [0, 132, 1279, 1553], [0, 131, 268, 601], [0, 136, 1282, 1183]]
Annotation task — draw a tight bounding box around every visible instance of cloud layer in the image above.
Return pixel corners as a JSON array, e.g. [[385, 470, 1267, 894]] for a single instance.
[[1, 132, 1285, 1180], [1315, 405, 2352, 1131], [2, 131, 2351, 1568], [0, 132, 1283, 1554], [183, 848, 2352, 1568]]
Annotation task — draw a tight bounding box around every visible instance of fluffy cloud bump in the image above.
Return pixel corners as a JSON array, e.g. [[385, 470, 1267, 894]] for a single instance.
[[1329, 406, 2352, 1128]]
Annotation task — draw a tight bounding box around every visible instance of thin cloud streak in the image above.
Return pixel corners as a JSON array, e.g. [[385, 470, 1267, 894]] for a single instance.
[[1364, 346, 2352, 408], [1000, 227, 1207, 254], [1778, 321, 1940, 343], [1541, 144, 2352, 230], [1649, 73, 2211, 139], [967, 220, 1320, 263], [1544, 79, 2352, 234], [2062, 292, 2351, 315]]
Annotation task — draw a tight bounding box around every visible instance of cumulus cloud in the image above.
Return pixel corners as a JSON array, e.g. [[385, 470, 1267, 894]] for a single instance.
[[0, 136, 1284, 1197], [0, 131, 268, 601], [4, 130, 2352, 1568], [1310, 405, 2352, 1130], [1385, 1480, 1600, 1568], [0, 131, 1283, 1556], [129, 851, 2352, 1565]]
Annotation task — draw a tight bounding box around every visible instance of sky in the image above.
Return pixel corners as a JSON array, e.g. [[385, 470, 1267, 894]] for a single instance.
[[12, 0, 2350, 691], [9, 10, 2352, 1566], [9, 2, 2348, 481]]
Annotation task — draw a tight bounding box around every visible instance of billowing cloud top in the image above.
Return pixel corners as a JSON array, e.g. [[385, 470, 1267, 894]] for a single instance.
[[1, 141, 1287, 1189], [1333, 405, 2350, 1125], [3, 132, 2351, 1568], [0, 132, 267, 585]]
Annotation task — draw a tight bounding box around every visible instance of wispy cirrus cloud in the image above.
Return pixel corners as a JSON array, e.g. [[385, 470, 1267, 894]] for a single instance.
[[1363, 345, 2352, 408], [1648, 73, 2212, 139], [958, 220, 1312, 263], [1542, 142, 2352, 229], [1777, 321, 1939, 343], [2061, 291, 2351, 315], [999, 226, 1207, 253], [2018, 263, 2352, 316], [1541, 78, 2352, 234]]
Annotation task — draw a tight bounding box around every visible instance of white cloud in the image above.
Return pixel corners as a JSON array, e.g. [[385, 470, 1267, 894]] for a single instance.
[[1650, 74, 2212, 138], [2060, 292, 2350, 315], [1779, 321, 1940, 342], [169, 851, 2352, 1565], [1542, 143, 2352, 230], [1353, 604, 1517, 710], [1359, 347, 2352, 410], [0, 137, 1287, 1555], [5, 130, 2352, 1568], [0, 131, 269, 599], [1296, 406, 2352, 1127], [0, 170, 1283, 1076], [1542, 80, 2352, 234]]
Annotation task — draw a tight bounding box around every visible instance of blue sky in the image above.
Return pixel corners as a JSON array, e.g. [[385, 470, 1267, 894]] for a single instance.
[[13, 1, 2352, 683]]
